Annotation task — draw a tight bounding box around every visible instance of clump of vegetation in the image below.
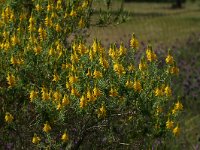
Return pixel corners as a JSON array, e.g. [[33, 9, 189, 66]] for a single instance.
[[0, 0, 183, 149]]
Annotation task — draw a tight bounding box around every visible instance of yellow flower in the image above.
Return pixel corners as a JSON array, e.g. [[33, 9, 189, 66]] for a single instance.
[[5, 112, 14, 123], [61, 132, 69, 142], [87, 89, 95, 101], [32, 134, 41, 144], [166, 119, 174, 129], [69, 75, 78, 84], [154, 87, 163, 97], [30, 90, 38, 102], [139, 60, 147, 71], [98, 105, 106, 118], [173, 125, 180, 136], [52, 73, 60, 82], [93, 69, 102, 79], [11, 34, 19, 46], [80, 95, 87, 108], [43, 122, 52, 133], [53, 90, 62, 101], [55, 23, 61, 32], [125, 79, 134, 88], [10, 56, 18, 65], [34, 45, 42, 55], [165, 54, 174, 65], [174, 101, 183, 111], [113, 63, 125, 76], [86, 68, 92, 77], [35, 4, 42, 11], [133, 80, 142, 92], [57, 103, 62, 110], [164, 85, 172, 96], [45, 16, 52, 27], [170, 66, 179, 75], [47, 4, 53, 12], [78, 17, 85, 28], [119, 42, 127, 56], [146, 47, 157, 62], [71, 87, 79, 97], [93, 86, 101, 97], [6, 73, 16, 88], [62, 95, 70, 106], [130, 33, 139, 49], [41, 87, 50, 101], [70, 9, 77, 17], [109, 87, 118, 97], [99, 56, 109, 69], [128, 64, 134, 72]]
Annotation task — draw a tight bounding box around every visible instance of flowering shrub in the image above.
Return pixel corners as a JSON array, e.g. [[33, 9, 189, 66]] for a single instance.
[[0, 0, 183, 149]]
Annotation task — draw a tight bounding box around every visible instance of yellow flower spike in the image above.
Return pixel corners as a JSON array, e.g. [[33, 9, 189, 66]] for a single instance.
[[175, 101, 183, 111], [139, 59, 147, 71], [93, 86, 101, 98], [48, 47, 55, 56], [170, 66, 179, 75], [11, 34, 19, 46], [165, 50, 174, 65], [71, 86, 79, 97], [125, 79, 134, 89], [119, 42, 127, 56], [130, 33, 139, 50], [128, 64, 135, 72], [57, 103, 62, 110], [61, 132, 69, 142], [52, 72, 60, 82], [62, 95, 70, 106], [109, 87, 118, 97], [93, 69, 102, 79], [80, 95, 87, 108], [45, 16, 52, 27], [43, 122, 52, 133], [92, 39, 98, 54], [56, 0, 62, 10], [6, 73, 16, 88], [78, 17, 85, 28], [10, 56, 18, 65], [5, 112, 14, 123], [35, 4, 42, 12], [164, 85, 172, 97], [173, 125, 180, 136], [55, 23, 61, 32], [69, 75, 78, 84], [70, 9, 77, 17], [34, 45, 42, 55], [133, 79, 142, 92], [113, 63, 125, 76], [47, 3, 53, 12], [154, 87, 163, 97], [32, 134, 41, 144], [53, 90, 62, 101], [30, 90, 38, 102], [146, 45, 157, 62], [86, 68, 92, 77], [166, 119, 174, 129], [86, 88, 94, 102], [41, 87, 50, 101], [98, 104, 106, 118]]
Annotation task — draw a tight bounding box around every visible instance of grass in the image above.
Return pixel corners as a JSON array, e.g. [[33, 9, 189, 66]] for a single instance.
[[88, 1, 200, 149], [87, 2, 200, 48]]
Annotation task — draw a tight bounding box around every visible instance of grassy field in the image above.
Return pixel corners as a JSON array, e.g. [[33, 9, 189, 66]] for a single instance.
[[88, 1, 200, 149], [87, 1, 200, 48]]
